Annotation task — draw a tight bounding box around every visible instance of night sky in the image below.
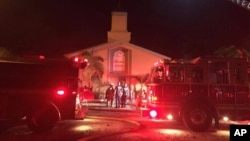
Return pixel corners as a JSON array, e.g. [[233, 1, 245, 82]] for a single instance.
[[0, 0, 250, 59]]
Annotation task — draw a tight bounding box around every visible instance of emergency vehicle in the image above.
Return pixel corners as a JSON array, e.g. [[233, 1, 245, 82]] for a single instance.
[[0, 56, 85, 132], [142, 57, 250, 131]]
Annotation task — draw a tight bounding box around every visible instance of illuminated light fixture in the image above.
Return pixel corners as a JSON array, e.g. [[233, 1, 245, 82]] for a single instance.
[[167, 114, 173, 120], [150, 110, 157, 118], [74, 57, 79, 62], [57, 90, 65, 95], [223, 116, 229, 122], [152, 96, 158, 101]]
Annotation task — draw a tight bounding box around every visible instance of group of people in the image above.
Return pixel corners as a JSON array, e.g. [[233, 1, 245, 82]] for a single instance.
[[105, 82, 128, 108]]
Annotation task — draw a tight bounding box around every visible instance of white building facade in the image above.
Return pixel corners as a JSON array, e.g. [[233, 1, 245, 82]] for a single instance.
[[65, 10, 170, 98]]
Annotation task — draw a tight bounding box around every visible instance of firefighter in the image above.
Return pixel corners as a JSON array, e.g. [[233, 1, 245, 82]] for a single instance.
[[135, 89, 143, 112], [121, 83, 128, 108], [105, 83, 115, 107], [115, 82, 122, 108]]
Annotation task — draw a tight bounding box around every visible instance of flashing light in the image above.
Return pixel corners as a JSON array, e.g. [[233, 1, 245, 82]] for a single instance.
[[39, 55, 45, 60], [74, 57, 79, 62], [81, 59, 88, 69], [57, 89, 65, 95], [152, 96, 158, 101], [167, 114, 173, 120], [223, 116, 229, 122], [72, 57, 89, 69], [150, 110, 157, 118]]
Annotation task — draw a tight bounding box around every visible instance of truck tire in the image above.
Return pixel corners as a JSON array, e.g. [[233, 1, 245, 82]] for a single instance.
[[27, 103, 61, 132], [182, 104, 212, 132]]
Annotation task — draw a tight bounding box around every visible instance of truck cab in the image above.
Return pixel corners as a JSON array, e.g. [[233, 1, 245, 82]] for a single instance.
[[0, 57, 84, 132], [143, 57, 250, 131]]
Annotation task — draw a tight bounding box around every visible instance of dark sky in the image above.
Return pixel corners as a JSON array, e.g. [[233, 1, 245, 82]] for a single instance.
[[0, 0, 250, 58]]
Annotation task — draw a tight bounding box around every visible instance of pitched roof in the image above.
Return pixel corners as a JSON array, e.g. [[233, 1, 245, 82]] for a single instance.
[[64, 41, 171, 60]]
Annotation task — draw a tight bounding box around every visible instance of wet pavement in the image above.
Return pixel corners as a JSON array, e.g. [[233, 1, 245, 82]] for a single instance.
[[0, 99, 141, 141]]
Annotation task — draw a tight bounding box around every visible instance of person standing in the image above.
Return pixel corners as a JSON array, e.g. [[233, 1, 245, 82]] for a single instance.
[[121, 83, 128, 108], [105, 84, 115, 107], [115, 82, 122, 108], [135, 90, 143, 112]]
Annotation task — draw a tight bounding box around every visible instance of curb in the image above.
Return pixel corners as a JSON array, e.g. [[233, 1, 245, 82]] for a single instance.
[[84, 100, 137, 112], [87, 104, 136, 112]]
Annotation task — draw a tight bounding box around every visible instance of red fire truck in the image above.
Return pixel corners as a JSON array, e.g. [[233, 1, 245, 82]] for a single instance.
[[0, 56, 85, 132], [142, 57, 250, 131]]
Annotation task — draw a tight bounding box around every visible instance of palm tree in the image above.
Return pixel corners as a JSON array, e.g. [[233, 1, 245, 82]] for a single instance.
[[80, 51, 104, 90], [132, 73, 150, 95]]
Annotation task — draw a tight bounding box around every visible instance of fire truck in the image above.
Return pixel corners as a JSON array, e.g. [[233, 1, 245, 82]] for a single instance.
[[142, 57, 250, 131], [0, 56, 85, 132]]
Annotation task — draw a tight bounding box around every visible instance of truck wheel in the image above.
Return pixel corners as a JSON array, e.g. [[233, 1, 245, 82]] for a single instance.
[[182, 104, 212, 132], [27, 103, 61, 132]]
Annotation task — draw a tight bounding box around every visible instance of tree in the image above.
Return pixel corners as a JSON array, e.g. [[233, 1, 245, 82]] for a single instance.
[[0, 47, 18, 58], [132, 73, 149, 93], [213, 45, 250, 58], [80, 51, 104, 90]]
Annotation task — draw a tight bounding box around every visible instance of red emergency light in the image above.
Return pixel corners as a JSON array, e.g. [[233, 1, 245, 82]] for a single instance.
[[72, 57, 88, 69], [74, 57, 79, 62], [149, 110, 157, 118], [57, 89, 65, 96]]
